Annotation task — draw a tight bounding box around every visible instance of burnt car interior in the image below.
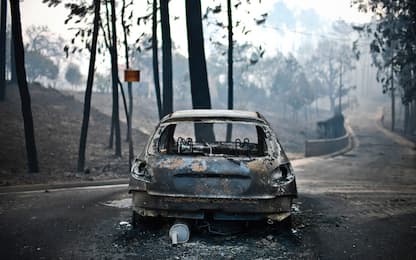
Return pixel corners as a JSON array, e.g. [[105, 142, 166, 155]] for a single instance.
[[158, 121, 268, 157]]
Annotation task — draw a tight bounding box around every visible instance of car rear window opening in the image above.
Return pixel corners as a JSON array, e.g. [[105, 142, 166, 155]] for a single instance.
[[158, 121, 268, 157]]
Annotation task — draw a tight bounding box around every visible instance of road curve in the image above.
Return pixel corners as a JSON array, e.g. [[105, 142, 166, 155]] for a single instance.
[[293, 112, 416, 259]]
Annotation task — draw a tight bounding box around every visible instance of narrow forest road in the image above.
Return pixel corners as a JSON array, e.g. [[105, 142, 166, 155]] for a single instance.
[[293, 111, 416, 259], [0, 112, 415, 259]]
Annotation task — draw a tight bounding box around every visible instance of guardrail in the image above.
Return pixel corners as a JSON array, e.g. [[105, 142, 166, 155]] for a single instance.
[[305, 126, 350, 157]]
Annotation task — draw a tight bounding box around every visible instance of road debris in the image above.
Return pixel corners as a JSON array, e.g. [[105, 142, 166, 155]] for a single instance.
[[102, 198, 132, 209], [119, 221, 132, 229], [169, 222, 190, 245]]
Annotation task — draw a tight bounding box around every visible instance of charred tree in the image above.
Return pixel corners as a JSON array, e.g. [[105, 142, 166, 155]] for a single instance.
[[116, 80, 130, 136], [10, 0, 39, 173], [103, 0, 115, 149], [100, 2, 119, 151], [121, 0, 134, 167], [404, 102, 411, 134], [10, 34, 16, 84], [225, 0, 233, 141], [77, 0, 101, 173], [152, 0, 162, 119], [390, 62, 395, 131], [185, 0, 215, 142], [109, 113, 114, 148], [121, 0, 132, 141], [160, 0, 172, 117], [0, 0, 6, 101], [110, 0, 121, 156]]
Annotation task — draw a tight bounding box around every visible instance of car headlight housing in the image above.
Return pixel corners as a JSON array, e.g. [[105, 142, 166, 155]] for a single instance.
[[131, 160, 152, 183], [270, 163, 293, 187]]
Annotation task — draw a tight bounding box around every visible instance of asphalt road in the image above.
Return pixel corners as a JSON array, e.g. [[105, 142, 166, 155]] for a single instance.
[[0, 112, 415, 259], [293, 112, 416, 259]]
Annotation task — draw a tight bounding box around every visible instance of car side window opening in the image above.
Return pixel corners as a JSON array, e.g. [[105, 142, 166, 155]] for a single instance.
[[158, 124, 175, 153], [158, 121, 268, 157]]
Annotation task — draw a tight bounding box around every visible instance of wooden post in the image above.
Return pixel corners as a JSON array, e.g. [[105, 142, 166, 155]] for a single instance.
[[124, 70, 140, 169]]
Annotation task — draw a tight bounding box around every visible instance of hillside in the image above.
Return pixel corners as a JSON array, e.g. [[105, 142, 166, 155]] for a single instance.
[[0, 83, 148, 185]]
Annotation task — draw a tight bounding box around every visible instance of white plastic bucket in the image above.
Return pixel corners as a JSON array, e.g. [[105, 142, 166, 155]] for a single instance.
[[169, 223, 190, 244]]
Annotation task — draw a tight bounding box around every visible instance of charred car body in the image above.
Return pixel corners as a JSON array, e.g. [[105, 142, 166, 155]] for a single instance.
[[129, 110, 297, 224]]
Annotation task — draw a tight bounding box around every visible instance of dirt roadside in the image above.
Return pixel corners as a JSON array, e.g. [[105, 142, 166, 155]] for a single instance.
[[0, 83, 148, 186]]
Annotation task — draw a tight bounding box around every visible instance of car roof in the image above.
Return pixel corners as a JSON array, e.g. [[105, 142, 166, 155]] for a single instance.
[[160, 109, 267, 124]]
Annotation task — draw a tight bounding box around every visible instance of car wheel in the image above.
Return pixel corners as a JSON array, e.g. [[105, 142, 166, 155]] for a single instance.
[[131, 210, 139, 229], [280, 215, 292, 230], [132, 210, 159, 229]]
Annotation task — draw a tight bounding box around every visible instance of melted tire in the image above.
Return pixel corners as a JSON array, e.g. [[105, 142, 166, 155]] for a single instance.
[[131, 210, 139, 229], [131, 210, 161, 230], [281, 215, 292, 230]]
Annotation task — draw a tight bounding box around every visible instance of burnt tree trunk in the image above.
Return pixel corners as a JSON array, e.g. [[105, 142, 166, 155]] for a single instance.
[[390, 63, 395, 131], [152, 0, 162, 119], [127, 80, 133, 166], [10, 0, 39, 173], [160, 0, 172, 117], [10, 33, 16, 84], [101, 1, 117, 150], [0, 0, 6, 101], [102, 0, 115, 149], [117, 80, 129, 131], [77, 0, 101, 173], [110, 0, 121, 157], [121, 0, 131, 141], [226, 0, 233, 141], [109, 114, 114, 148], [404, 102, 409, 135], [121, 0, 134, 167], [411, 100, 416, 134], [185, 0, 215, 142], [117, 80, 133, 165]]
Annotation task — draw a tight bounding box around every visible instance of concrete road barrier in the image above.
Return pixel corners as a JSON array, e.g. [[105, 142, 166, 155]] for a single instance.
[[305, 130, 350, 157], [305, 133, 350, 157]]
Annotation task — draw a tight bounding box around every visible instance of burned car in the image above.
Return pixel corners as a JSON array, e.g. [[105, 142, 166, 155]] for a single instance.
[[129, 109, 297, 225]]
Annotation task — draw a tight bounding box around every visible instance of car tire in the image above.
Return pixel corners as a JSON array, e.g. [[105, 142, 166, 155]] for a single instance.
[[132, 210, 159, 229], [280, 215, 292, 230], [131, 210, 139, 229]]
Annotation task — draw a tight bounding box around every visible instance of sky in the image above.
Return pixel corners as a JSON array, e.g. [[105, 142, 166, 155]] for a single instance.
[[20, 0, 371, 31], [17, 0, 372, 70]]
